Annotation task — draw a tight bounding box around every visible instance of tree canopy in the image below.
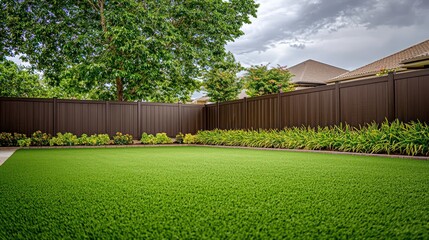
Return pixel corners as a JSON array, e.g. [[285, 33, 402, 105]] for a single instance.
[[1, 0, 258, 102], [202, 53, 243, 102], [243, 64, 294, 97], [0, 59, 47, 98]]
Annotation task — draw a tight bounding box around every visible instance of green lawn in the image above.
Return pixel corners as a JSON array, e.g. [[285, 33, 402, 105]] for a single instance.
[[0, 147, 428, 239]]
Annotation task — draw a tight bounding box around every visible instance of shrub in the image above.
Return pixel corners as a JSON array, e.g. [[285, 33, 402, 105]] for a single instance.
[[50, 132, 79, 146], [17, 138, 31, 147], [155, 133, 172, 144], [95, 134, 111, 145], [0, 132, 14, 146], [175, 132, 184, 144], [31, 131, 51, 146], [113, 132, 133, 145], [140, 133, 156, 144], [183, 134, 195, 144], [79, 134, 110, 146], [193, 120, 429, 156]]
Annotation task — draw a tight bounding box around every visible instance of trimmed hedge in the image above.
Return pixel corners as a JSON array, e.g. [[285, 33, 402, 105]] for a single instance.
[[194, 120, 429, 156]]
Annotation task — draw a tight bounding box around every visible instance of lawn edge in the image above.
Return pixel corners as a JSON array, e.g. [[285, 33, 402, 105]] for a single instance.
[[4, 144, 428, 160]]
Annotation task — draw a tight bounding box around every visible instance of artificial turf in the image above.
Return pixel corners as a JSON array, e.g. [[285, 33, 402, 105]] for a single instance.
[[0, 146, 428, 239]]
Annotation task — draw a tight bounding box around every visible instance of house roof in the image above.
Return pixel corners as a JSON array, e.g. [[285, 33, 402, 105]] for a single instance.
[[329, 39, 429, 82], [288, 59, 348, 86]]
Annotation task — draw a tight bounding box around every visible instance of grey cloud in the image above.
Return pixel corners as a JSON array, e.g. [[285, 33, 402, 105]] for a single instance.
[[228, 0, 428, 54]]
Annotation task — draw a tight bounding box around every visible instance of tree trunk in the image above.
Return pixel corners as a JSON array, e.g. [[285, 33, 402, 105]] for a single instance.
[[116, 77, 124, 101]]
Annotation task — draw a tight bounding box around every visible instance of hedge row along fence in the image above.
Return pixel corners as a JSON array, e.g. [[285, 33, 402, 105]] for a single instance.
[[1, 120, 428, 156], [0, 131, 182, 147], [193, 120, 429, 156]]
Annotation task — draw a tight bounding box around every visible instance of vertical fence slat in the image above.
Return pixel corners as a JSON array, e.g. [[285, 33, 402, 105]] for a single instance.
[[388, 72, 395, 121], [335, 82, 341, 125]]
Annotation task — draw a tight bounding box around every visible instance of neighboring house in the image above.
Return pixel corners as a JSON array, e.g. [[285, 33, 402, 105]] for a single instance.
[[329, 39, 429, 83], [288, 59, 348, 89], [191, 95, 211, 104]]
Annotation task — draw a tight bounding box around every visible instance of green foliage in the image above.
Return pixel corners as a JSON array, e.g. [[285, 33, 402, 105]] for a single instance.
[[1, 147, 428, 238], [155, 133, 173, 144], [50, 132, 79, 146], [183, 134, 196, 144], [0, 132, 27, 146], [175, 132, 184, 144], [2, 0, 258, 102], [140, 132, 172, 144], [243, 64, 294, 97], [203, 53, 243, 102], [79, 134, 111, 146], [140, 133, 156, 145], [113, 132, 133, 145], [0, 59, 47, 98], [17, 138, 31, 147], [195, 120, 429, 156], [30, 131, 51, 146]]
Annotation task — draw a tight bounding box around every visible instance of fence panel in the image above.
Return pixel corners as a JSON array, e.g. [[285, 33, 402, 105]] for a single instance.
[[181, 105, 205, 134], [395, 70, 429, 122], [0, 98, 53, 136], [57, 100, 106, 136], [280, 86, 336, 128], [340, 76, 388, 126], [246, 95, 278, 129], [140, 103, 180, 137], [219, 100, 244, 130], [205, 104, 218, 130]]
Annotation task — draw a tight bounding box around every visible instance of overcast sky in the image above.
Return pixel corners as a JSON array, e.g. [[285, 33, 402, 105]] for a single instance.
[[226, 0, 429, 71]]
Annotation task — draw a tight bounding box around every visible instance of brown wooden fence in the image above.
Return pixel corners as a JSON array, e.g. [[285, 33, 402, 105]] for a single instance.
[[206, 69, 429, 130], [1, 69, 428, 137], [0, 98, 204, 138]]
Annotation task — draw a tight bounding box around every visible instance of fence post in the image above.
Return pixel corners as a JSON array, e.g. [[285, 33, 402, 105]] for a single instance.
[[137, 101, 141, 136], [203, 104, 207, 130], [217, 102, 220, 129], [387, 72, 395, 122], [53, 97, 57, 135], [244, 97, 248, 129], [335, 82, 341, 125], [178, 102, 182, 133], [105, 101, 110, 136], [277, 93, 281, 130]]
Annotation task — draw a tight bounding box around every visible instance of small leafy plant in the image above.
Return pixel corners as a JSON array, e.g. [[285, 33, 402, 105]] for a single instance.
[[113, 132, 133, 145], [183, 134, 196, 144], [50, 132, 79, 146], [155, 133, 172, 144], [31, 131, 51, 146], [175, 132, 184, 144], [17, 138, 31, 147], [140, 133, 156, 144]]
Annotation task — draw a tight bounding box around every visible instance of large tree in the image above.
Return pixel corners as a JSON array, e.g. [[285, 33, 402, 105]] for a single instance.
[[1, 0, 258, 102], [202, 53, 243, 102], [243, 64, 294, 97], [0, 59, 47, 98]]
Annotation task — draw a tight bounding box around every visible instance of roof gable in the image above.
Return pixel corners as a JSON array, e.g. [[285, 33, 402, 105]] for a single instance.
[[330, 39, 429, 82], [288, 59, 348, 85]]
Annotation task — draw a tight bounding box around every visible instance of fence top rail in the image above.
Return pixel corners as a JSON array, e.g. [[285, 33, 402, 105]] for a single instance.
[[338, 75, 388, 89], [0, 97, 54, 102], [280, 84, 336, 97], [394, 68, 429, 80]]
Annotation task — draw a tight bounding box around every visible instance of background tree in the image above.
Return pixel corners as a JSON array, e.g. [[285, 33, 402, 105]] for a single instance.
[[0, 59, 47, 98], [1, 0, 258, 102], [203, 53, 243, 102], [243, 64, 294, 97]]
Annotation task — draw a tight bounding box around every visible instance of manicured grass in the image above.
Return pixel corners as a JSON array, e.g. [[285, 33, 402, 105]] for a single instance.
[[0, 147, 428, 239]]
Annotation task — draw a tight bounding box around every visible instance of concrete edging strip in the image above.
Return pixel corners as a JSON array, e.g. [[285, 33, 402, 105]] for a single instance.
[[0, 147, 19, 166]]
